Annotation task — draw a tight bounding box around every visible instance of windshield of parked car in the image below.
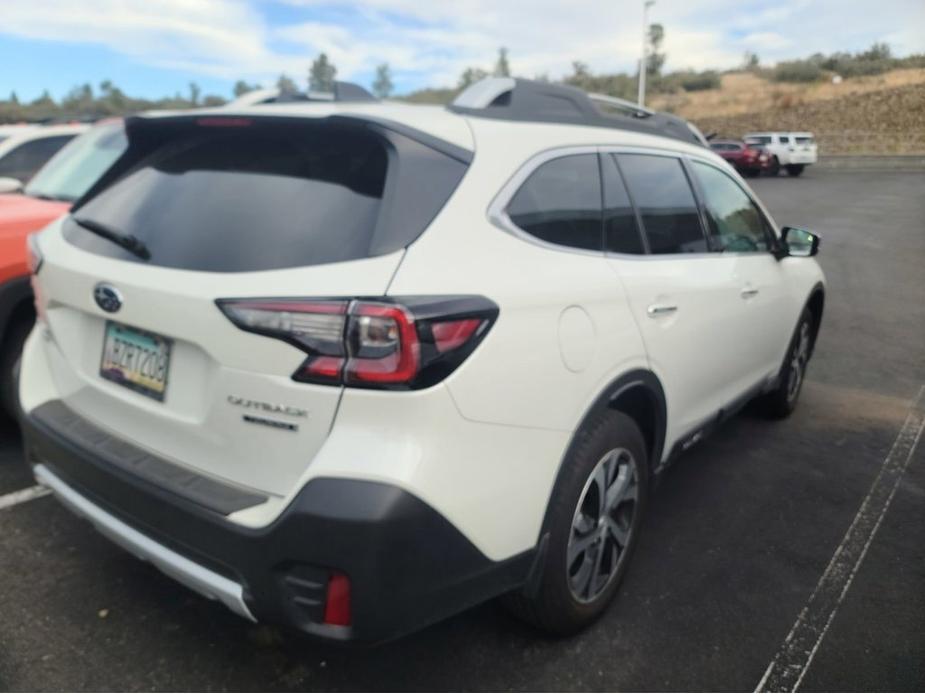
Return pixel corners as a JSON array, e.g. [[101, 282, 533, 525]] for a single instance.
[[795, 136, 815, 145], [24, 122, 126, 203], [745, 136, 772, 145]]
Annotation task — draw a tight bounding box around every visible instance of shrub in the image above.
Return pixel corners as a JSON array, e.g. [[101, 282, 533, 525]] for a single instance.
[[679, 70, 721, 91], [773, 60, 824, 83]]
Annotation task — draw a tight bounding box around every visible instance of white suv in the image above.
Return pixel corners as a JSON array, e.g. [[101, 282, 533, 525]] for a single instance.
[[744, 131, 818, 177], [18, 78, 825, 642]]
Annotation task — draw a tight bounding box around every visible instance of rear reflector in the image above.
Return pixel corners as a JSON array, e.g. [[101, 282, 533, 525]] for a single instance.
[[323, 572, 352, 627], [218, 296, 497, 390], [431, 318, 481, 353]]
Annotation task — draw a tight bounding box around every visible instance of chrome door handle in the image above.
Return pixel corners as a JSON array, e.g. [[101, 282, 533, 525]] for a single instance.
[[647, 304, 678, 317], [740, 287, 760, 298]]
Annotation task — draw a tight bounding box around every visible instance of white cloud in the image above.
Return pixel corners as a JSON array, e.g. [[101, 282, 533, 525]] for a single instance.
[[1, 0, 923, 91], [740, 32, 792, 52]]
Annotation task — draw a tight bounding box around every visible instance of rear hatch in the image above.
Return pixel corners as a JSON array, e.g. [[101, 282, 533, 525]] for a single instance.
[[34, 113, 470, 498], [793, 134, 817, 163]]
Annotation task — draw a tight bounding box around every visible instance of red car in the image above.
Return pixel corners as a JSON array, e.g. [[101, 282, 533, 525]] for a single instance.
[[0, 120, 125, 416], [709, 139, 771, 177]]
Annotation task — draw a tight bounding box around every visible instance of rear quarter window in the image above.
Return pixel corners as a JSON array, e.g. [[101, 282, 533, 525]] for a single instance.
[[506, 153, 602, 251]]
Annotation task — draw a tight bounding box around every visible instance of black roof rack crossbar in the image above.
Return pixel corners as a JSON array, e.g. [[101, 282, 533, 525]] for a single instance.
[[447, 77, 706, 147]]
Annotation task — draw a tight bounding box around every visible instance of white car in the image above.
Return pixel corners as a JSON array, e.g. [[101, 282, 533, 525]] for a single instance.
[[18, 78, 825, 642], [743, 131, 818, 177], [0, 124, 89, 193]]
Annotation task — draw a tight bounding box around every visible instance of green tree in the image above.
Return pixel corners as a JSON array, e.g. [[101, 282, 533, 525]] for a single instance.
[[188, 82, 201, 106], [233, 80, 261, 97], [276, 74, 298, 94], [494, 47, 511, 77], [372, 63, 394, 98], [309, 53, 337, 92], [742, 51, 760, 71], [860, 42, 891, 61], [646, 23, 666, 76], [458, 66, 489, 89], [61, 83, 95, 115], [9, 91, 19, 105], [565, 61, 593, 89]]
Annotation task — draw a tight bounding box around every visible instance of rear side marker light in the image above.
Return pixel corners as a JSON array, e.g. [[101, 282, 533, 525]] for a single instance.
[[217, 296, 498, 390], [323, 572, 351, 627]]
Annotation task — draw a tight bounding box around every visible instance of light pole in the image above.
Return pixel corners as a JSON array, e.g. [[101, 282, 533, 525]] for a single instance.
[[637, 0, 655, 107]]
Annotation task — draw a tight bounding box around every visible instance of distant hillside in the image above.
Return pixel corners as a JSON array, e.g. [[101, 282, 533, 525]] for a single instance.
[[651, 69, 925, 154]]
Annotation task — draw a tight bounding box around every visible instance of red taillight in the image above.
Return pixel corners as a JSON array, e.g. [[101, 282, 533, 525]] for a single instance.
[[344, 303, 420, 385], [218, 296, 497, 390], [323, 572, 351, 627]]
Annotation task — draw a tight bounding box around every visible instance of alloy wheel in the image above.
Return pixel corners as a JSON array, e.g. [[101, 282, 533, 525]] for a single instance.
[[786, 322, 811, 403], [566, 448, 639, 603]]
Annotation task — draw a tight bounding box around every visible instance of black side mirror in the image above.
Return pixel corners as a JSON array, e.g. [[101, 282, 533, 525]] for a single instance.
[[777, 226, 820, 258]]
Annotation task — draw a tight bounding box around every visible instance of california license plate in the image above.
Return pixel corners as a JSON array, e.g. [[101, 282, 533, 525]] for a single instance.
[[100, 321, 172, 401]]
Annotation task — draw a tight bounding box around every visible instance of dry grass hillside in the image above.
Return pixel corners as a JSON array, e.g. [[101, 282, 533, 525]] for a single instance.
[[650, 69, 925, 154]]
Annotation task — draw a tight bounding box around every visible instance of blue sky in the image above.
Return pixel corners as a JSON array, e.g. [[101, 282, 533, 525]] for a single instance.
[[2, 0, 923, 102]]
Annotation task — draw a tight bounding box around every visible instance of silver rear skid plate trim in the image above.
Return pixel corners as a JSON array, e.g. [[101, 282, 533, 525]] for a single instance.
[[33, 464, 256, 622]]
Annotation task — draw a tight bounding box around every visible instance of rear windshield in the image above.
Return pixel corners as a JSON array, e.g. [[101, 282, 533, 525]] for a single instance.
[[745, 136, 772, 145], [795, 136, 815, 145], [65, 119, 468, 272]]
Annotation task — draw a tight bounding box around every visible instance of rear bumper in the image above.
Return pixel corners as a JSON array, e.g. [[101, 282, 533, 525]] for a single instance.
[[20, 399, 534, 643]]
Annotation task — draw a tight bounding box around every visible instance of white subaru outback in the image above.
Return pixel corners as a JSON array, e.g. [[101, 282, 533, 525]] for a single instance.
[[18, 78, 825, 643]]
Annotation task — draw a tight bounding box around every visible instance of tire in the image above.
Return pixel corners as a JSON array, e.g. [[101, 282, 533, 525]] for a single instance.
[[786, 164, 805, 177], [761, 309, 813, 419], [504, 410, 648, 634], [743, 168, 760, 178], [0, 316, 33, 420], [768, 156, 781, 176]]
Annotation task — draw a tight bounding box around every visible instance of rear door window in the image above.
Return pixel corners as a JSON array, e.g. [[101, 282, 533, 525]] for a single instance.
[[506, 153, 602, 251], [601, 154, 643, 254], [617, 154, 707, 254], [65, 120, 468, 272]]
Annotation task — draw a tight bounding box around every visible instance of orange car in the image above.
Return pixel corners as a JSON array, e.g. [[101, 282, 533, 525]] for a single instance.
[[0, 120, 126, 415]]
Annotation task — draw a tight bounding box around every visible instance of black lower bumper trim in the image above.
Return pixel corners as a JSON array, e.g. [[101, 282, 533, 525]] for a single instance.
[[20, 399, 534, 643]]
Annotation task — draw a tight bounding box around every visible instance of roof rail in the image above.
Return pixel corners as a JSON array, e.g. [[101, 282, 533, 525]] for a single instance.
[[587, 93, 654, 118], [227, 81, 377, 107], [448, 78, 706, 147]]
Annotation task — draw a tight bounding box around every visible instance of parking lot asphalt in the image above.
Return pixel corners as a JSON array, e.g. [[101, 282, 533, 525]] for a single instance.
[[1, 169, 923, 691]]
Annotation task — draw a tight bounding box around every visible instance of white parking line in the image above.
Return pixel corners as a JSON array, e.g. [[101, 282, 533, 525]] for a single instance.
[[0, 484, 51, 511], [756, 384, 925, 693]]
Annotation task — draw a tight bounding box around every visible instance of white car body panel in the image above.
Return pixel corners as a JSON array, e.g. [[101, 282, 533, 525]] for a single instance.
[[20, 102, 825, 562]]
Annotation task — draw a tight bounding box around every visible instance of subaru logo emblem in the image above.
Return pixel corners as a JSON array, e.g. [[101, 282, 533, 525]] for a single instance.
[[93, 283, 123, 313]]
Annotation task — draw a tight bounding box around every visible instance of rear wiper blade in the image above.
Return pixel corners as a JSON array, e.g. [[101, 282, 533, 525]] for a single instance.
[[72, 216, 151, 261]]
